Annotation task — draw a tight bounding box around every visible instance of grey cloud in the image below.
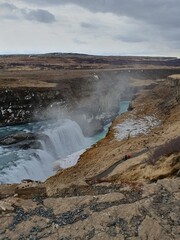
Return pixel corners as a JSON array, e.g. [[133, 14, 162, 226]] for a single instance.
[[0, 2, 55, 23], [24, 9, 55, 23], [73, 39, 87, 45], [23, 0, 180, 29], [114, 25, 149, 43], [80, 22, 100, 29], [0, 3, 16, 10], [115, 35, 146, 43], [22, 0, 62, 5], [81, 0, 179, 30], [0, 3, 19, 19], [2, 0, 180, 56], [157, 28, 180, 49]]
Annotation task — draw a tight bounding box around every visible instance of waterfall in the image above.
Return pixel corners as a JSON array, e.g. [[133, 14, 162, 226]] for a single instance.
[[41, 119, 90, 158], [0, 101, 130, 184], [0, 119, 91, 183]]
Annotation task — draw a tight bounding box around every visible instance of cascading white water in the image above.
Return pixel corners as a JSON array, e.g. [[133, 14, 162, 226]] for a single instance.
[[0, 119, 91, 183], [0, 101, 130, 184], [41, 119, 90, 158], [0, 150, 56, 183]]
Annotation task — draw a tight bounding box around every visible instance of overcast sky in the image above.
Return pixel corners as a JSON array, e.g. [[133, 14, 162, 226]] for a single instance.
[[0, 0, 179, 56]]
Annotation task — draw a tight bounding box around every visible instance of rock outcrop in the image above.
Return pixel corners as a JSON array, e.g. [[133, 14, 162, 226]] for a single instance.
[[0, 178, 179, 239], [168, 74, 180, 101]]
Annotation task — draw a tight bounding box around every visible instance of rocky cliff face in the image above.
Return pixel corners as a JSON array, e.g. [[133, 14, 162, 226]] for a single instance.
[[0, 70, 131, 135], [0, 88, 63, 126], [1, 66, 180, 130]]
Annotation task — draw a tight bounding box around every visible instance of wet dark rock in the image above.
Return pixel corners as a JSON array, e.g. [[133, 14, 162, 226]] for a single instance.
[[0, 132, 39, 150], [13, 140, 41, 150], [0, 132, 36, 143]]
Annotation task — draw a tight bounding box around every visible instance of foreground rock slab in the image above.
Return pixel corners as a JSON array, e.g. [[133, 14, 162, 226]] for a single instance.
[[0, 179, 179, 239]]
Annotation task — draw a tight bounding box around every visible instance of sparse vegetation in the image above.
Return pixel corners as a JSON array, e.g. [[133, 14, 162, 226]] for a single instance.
[[147, 136, 180, 165]]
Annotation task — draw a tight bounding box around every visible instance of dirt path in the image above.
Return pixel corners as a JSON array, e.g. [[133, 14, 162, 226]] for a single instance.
[[85, 148, 149, 184]]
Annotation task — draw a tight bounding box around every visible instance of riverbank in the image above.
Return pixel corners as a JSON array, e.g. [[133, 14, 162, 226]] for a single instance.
[[0, 76, 179, 239], [45, 78, 180, 195]]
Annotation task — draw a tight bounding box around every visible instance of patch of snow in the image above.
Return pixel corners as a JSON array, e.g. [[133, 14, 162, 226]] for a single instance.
[[115, 116, 160, 140], [53, 149, 85, 171]]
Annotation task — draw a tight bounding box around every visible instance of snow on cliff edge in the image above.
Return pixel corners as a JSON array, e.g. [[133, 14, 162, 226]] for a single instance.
[[114, 116, 160, 140]]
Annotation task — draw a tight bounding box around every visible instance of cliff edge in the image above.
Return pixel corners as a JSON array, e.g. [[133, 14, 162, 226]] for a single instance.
[[0, 76, 179, 239]]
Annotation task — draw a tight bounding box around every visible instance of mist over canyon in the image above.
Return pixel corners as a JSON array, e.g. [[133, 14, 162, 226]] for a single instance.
[[0, 54, 180, 184]]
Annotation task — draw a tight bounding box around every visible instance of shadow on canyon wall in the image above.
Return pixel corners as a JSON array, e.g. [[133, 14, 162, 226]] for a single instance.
[[1, 68, 180, 136]]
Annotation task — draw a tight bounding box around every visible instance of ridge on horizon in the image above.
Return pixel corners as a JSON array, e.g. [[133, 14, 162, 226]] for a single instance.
[[0, 52, 178, 59]]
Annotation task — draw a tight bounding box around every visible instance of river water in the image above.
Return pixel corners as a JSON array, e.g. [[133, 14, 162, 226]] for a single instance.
[[0, 101, 129, 184]]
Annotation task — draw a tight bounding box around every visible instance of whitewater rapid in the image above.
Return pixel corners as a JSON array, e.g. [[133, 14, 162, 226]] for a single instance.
[[0, 119, 92, 184], [0, 101, 130, 184]]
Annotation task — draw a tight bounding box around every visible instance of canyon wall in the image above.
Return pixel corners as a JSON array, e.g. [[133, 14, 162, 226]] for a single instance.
[[1, 54, 180, 133], [0, 69, 180, 126]]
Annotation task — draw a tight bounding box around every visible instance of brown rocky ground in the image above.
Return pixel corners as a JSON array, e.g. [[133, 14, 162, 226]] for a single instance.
[[0, 75, 179, 239], [0, 54, 180, 90]]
